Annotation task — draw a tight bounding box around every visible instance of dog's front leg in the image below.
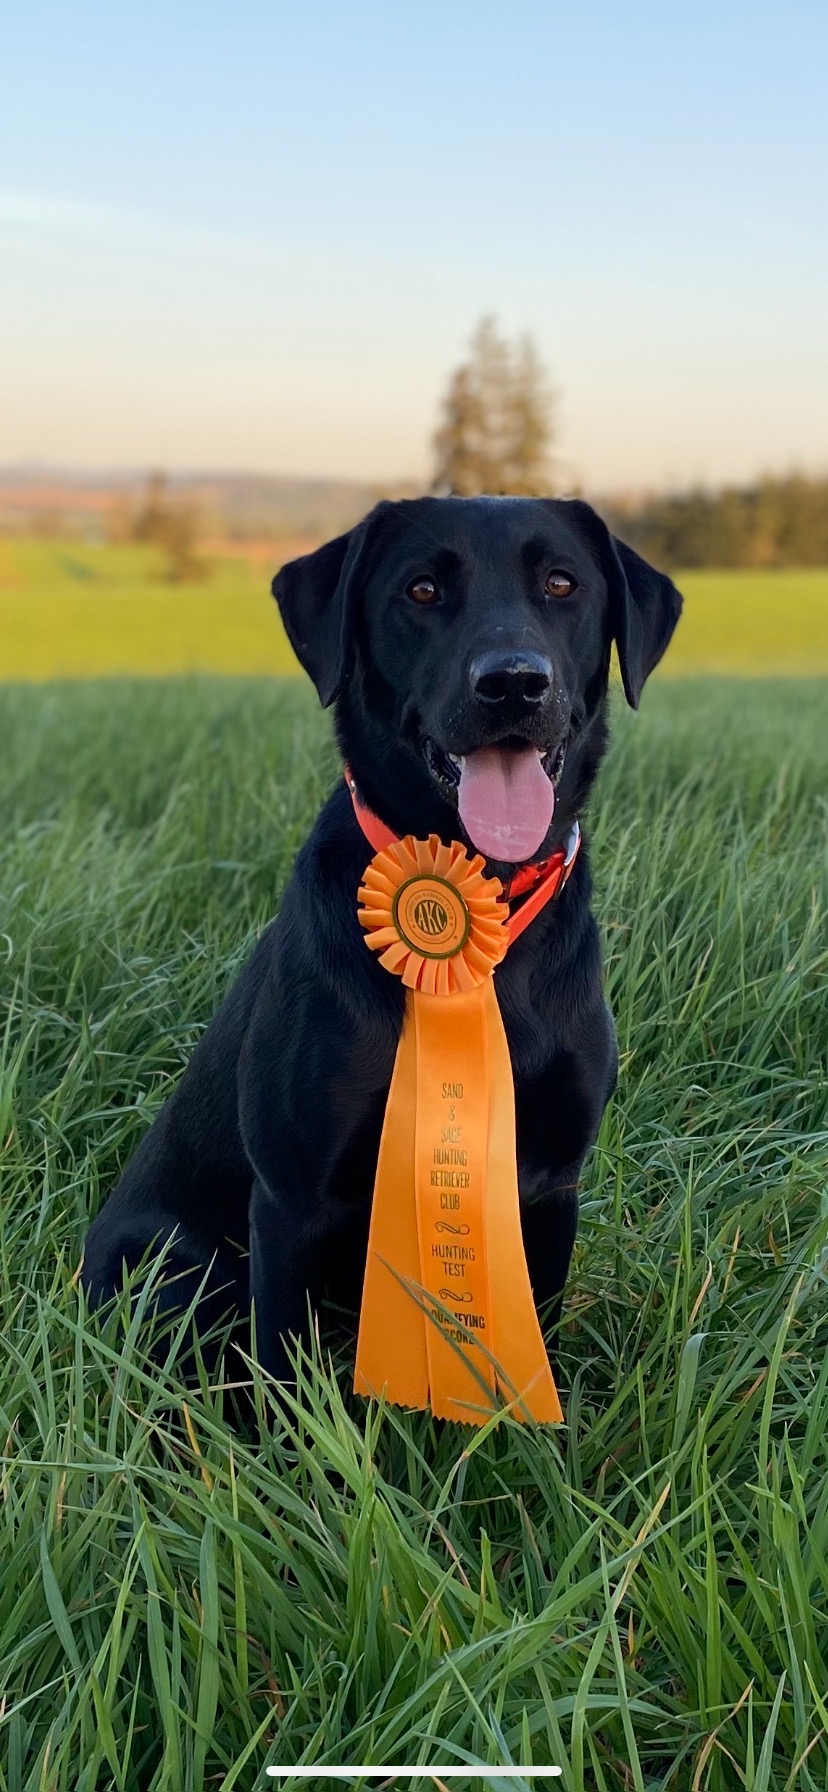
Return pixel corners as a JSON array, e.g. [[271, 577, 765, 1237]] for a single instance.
[[520, 1170, 581, 1340], [247, 1177, 323, 1384]]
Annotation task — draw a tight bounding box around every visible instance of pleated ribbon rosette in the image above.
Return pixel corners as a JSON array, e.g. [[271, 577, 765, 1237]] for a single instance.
[[353, 832, 563, 1426]]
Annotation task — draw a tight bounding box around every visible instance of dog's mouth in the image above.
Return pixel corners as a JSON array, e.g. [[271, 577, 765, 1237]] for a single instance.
[[422, 735, 567, 863]]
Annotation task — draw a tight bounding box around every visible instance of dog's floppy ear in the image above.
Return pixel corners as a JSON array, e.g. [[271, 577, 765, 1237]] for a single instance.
[[563, 500, 683, 708], [610, 536, 683, 708], [272, 504, 389, 707]]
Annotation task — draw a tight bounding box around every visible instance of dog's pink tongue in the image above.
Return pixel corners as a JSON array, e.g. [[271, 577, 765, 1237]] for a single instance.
[[458, 745, 554, 862]]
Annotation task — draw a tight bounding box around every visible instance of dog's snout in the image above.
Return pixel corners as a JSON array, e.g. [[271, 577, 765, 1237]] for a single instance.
[[470, 650, 553, 710]]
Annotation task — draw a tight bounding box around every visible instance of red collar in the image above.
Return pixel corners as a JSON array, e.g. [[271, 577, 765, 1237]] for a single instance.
[[344, 767, 580, 943]]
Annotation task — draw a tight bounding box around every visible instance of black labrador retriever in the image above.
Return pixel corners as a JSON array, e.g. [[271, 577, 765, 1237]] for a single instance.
[[82, 496, 681, 1386]]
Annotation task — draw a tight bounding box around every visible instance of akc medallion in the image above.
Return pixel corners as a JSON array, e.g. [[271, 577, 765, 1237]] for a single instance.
[[357, 833, 508, 994]]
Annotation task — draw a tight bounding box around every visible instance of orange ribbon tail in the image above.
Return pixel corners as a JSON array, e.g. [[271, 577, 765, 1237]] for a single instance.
[[354, 979, 562, 1425]]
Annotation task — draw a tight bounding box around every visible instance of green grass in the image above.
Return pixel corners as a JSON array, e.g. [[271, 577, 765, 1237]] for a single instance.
[[1, 676, 827, 1790], [2, 538, 827, 679]]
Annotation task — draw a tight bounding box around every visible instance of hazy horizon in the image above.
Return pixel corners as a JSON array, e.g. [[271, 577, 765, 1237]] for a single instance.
[[3, 457, 828, 505], [3, 2, 826, 492]]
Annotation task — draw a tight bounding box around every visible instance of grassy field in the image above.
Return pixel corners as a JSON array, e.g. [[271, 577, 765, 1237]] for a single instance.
[[2, 537, 828, 679], [1, 675, 827, 1789], [0, 540, 297, 680]]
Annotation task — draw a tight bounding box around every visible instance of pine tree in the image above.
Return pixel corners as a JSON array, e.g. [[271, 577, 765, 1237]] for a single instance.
[[432, 317, 555, 496]]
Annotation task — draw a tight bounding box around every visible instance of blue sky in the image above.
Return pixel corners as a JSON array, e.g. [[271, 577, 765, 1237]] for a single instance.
[[1, 0, 826, 490]]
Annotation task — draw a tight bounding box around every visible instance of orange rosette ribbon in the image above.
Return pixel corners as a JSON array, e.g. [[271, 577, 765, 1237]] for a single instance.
[[353, 833, 563, 1426]]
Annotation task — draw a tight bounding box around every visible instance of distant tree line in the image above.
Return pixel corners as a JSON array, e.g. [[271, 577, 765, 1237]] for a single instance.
[[3, 316, 825, 572], [605, 477, 828, 571], [433, 321, 827, 569]]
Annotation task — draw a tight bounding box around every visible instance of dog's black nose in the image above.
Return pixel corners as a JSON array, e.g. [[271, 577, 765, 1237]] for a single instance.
[[470, 650, 553, 709]]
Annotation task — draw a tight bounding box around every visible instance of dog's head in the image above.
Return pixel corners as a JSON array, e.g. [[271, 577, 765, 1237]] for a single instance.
[[273, 496, 681, 869]]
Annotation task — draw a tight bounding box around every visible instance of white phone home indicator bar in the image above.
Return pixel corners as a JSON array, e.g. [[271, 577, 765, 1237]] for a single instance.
[[266, 1770, 562, 1780]]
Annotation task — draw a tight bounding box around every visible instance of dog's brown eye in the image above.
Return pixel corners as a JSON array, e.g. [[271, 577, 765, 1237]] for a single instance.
[[407, 576, 439, 605], [544, 570, 576, 599]]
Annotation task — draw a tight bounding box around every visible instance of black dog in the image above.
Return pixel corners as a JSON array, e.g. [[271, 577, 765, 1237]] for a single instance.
[[82, 497, 681, 1386]]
